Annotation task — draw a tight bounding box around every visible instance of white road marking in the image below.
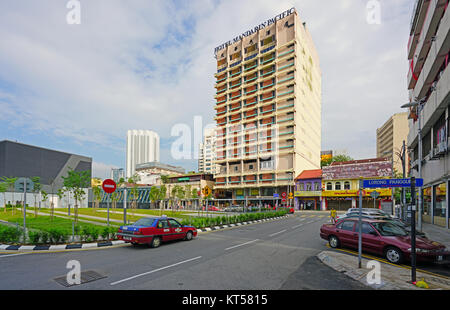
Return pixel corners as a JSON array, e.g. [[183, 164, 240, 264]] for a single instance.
[[292, 224, 303, 229], [110, 256, 202, 286], [269, 229, 287, 237], [224, 239, 259, 251], [0, 253, 27, 258]]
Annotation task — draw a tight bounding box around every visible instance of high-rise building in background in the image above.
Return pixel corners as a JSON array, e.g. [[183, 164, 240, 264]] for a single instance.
[[213, 8, 322, 202], [407, 0, 449, 228], [376, 112, 409, 174], [198, 127, 219, 174], [126, 130, 160, 178], [111, 168, 125, 183]]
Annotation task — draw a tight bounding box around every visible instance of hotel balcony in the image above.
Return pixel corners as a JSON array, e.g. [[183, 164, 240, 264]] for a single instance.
[[412, 4, 450, 99], [407, 0, 447, 90], [243, 51, 259, 64]]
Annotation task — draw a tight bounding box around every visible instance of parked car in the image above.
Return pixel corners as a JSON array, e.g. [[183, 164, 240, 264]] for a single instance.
[[117, 217, 197, 248], [320, 218, 449, 264], [345, 208, 394, 218], [336, 213, 427, 238], [202, 206, 220, 211]]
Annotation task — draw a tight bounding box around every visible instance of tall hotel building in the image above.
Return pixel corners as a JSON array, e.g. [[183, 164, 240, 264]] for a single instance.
[[407, 0, 449, 228], [213, 8, 322, 202], [126, 130, 160, 178]]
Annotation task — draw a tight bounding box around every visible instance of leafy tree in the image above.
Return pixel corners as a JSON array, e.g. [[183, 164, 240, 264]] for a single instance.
[[0, 182, 7, 212], [62, 168, 91, 223], [31, 177, 41, 217], [41, 190, 49, 212], [92, 185, 102, 212], [158, 185, 167, 212], [127, 174, 141, 216], [160, 175, 169, 184], [56, 188, 66, 210], [1, 177, 17, 214], [321, 155, 354, 167]]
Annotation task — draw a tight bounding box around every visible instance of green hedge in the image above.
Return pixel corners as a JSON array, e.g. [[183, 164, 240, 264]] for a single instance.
[[0, 225, 23, 243], [181, 210, 288, 229]]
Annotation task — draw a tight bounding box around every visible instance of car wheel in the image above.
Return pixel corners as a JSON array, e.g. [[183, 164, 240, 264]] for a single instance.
[[184, 231, 193, 241], [385, 247, 403, 264], [329, 235, 340, 248], [150, 236, 161, 248]]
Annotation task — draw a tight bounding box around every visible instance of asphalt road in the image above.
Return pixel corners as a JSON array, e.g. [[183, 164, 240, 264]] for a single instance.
[[0, 213, 369, 290]]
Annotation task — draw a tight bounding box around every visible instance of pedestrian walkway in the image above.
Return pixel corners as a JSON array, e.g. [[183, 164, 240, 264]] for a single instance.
[[318, 250, 450, 290], [421, 222, 450, 249]]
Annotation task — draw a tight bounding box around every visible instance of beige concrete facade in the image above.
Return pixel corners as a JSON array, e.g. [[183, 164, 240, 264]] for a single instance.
[[407, 0, 450, 228], [213, 8, 321, 200], [376, 112, 409, 173]]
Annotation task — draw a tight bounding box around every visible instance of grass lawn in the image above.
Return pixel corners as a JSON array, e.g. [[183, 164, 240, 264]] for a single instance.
[[0, 209, 113, 234], [43, 207, 197, 221]]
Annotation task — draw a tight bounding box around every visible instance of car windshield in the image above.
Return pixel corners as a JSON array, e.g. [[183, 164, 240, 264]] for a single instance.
[[372, 222, 408, 236], [133, 218, 157, 227]]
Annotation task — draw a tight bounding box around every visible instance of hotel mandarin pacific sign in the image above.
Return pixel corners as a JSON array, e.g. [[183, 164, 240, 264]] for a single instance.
[[214, 8, 296, 55]]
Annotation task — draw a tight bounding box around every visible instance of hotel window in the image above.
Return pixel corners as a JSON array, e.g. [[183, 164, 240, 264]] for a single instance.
[[326, 182, 332, 190], [306, 182, 312, 191], [299, 183, 304, 191], [344, 182, 351, 190], [335, 182, 341, 190]]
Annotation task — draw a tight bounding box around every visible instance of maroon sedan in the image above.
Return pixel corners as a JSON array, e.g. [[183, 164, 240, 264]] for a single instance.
[[320, 218, 449, 264]]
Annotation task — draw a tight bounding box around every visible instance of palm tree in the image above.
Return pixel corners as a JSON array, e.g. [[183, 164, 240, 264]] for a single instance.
[[92, 185, 102, 212], [158, 185, 167, 214], [148, 186, 160, 210]]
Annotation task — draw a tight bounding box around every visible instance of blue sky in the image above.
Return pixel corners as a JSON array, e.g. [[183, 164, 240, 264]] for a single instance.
[[0, 0, 414, 178]]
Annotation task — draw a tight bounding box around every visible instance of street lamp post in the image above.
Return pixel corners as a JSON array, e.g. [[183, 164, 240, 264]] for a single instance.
[[401, 98, 426, 231], [382, 151, 395, 215]]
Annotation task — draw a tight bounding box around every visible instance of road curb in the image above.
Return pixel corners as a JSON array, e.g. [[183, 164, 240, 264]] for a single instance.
[[0, 240, 126, 252], [195, 215, 291, 234], [0, 215, 291, 252]]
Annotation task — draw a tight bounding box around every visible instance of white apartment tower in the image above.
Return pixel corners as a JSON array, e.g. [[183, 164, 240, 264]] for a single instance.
[[126, 130, 160, 178], [198, 127, 219, 174]]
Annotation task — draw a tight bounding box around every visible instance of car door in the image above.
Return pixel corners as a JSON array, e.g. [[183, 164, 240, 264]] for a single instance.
[[335, 220, 357, 248], [355, 222, 384, 255], [156, 219, 171, 241], [168, 219, 184, 240]]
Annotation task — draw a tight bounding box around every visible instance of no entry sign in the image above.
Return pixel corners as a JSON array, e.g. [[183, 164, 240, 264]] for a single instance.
[[102, 179, 117, 194]]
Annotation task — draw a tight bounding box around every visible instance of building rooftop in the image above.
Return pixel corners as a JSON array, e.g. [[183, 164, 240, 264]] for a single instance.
[[135, 161, 185, 174], [295, 169, 322, 180]]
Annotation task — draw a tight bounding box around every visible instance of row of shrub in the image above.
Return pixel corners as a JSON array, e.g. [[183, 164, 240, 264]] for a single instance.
[[0, 225, 23, 243], [0, 224, 118, 245], [180, 210, 288, 229]]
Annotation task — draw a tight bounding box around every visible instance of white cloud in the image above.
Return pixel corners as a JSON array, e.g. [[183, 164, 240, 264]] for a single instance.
[[92, 161, 118, 180], [0, 0, 415, 168]]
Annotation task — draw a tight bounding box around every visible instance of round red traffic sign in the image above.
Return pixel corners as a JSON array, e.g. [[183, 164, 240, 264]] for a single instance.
[[281, 192, 287, 198], [102, 179, 117, 194]]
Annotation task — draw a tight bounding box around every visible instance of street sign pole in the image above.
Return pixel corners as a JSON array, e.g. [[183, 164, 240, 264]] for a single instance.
[[410, 177, 417, 283], [358, 179, 363, 269], [107, 193, 110, 227], [23, 179, 27, 243], [123, 188, 127, 225]]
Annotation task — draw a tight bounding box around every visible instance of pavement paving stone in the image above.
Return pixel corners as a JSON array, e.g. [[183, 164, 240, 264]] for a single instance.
[[317, 250, 450, 290]]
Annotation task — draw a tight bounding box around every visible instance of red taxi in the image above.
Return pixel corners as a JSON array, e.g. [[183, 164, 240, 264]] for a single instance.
[[117, 217, 197, 248]]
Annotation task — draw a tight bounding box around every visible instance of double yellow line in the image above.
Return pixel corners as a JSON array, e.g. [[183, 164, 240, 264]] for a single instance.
[[326, 244, 450, 280]]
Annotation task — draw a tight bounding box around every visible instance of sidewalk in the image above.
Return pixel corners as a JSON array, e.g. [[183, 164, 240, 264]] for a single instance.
[[421, 222, 450, 249], [318, 250, 450, 290]]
